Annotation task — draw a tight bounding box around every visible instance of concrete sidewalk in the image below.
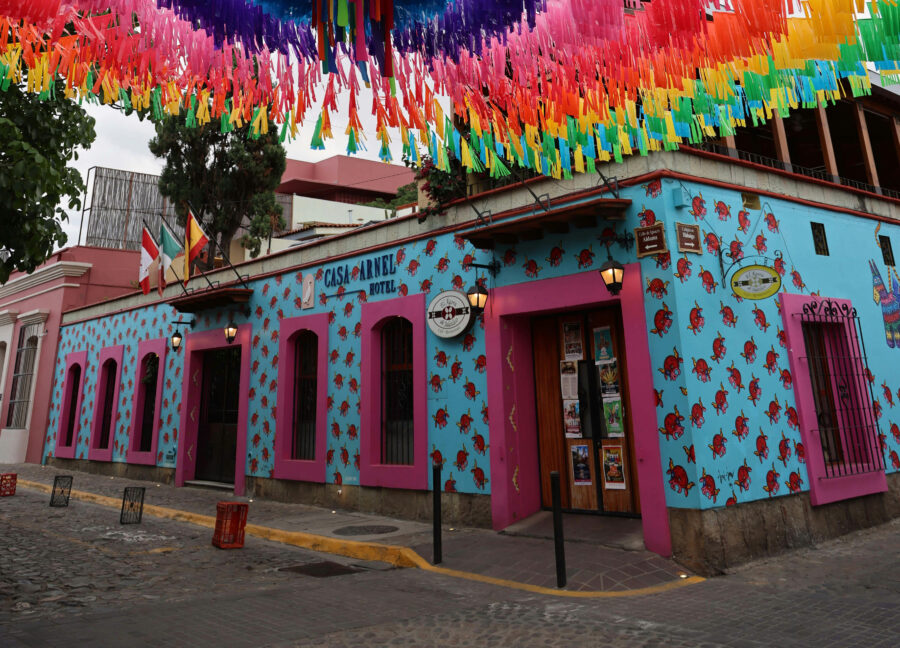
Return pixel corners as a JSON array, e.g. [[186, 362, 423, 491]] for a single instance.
[[1, 463, 697, 596]]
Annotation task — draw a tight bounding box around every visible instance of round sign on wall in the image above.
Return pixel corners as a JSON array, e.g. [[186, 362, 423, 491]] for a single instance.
[[731, 264, 781, 300], [426, 290, 473, 339]]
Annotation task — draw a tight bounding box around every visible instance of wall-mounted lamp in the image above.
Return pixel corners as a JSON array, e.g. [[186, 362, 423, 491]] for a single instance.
[[597, 229, 634, 297], [599, 258, 625, 296], [465, 258, 499, 316], [224, 321, 238, 344], [466, 284, 489, 314], [170, 319, 195, 351]]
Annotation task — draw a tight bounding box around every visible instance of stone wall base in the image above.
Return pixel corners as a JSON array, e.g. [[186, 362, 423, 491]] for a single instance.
[[46, 458, 175, 485], [670, 472, 900, 576], [246, 477, 493, 528]]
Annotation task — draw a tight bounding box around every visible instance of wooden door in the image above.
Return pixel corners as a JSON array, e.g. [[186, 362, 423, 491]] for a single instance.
[[587, 309, 640, 514], [531, 307, 640, 514], [196, 347, 241, 484]]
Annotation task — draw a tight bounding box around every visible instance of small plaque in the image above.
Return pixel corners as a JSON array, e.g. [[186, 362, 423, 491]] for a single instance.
[[301, 274, 315, 309], [634, 223, 668, 258], [49, 475, 73, 507], [675, 222, 702, 254]]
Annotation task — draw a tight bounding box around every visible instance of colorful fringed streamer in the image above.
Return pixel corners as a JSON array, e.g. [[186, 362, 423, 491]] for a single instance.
[[0, 0, 898, 179]]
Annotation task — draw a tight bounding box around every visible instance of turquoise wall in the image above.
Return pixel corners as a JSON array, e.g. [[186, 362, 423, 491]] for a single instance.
[[44, 177, 900, 510]]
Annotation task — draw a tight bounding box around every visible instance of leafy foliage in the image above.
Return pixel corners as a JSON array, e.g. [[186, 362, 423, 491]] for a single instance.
[[148, 117, 287, 258], [363, 181, 419, 213], [414, 156, 467, 222], [0, 81, 96, 283]]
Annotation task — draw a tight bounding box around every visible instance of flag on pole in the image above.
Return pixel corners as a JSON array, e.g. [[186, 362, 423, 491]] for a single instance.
[[184, 210, 210, 284], [139, 226, 160, 295], [158, 221, 182, 295]]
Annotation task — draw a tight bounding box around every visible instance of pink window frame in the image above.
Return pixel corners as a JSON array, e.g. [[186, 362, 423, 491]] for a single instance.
[[55, 350, 87, 459], [174, 325, 251, 496], [780, 293, 887, 505], [126, 338, 167, 466], [88, 345, 124, 462], [359, 293, 428, 489], [274, 313, 329, 482]]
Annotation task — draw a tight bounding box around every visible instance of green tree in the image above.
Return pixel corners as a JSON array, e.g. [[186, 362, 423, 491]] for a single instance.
[[0, 81, 96, 284], [363, 181, 419, 213], [148, 117, 287, 258]]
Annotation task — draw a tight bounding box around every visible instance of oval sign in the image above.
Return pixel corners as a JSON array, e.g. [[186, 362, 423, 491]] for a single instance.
[[426, 290, 473, 339], [731, 264, 781, 300]]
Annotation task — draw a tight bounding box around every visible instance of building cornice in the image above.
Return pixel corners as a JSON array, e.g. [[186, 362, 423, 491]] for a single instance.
[[0, 261, 92, 301], [0, 310, 19, 326], [17, 309, 50, 326]]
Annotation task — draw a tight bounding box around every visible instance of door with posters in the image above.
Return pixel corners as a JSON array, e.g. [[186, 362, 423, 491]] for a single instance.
[[532, 307, 640, 514]]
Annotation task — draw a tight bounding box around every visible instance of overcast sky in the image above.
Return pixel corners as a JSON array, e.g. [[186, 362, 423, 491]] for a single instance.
[[64, 84, 398, 248]]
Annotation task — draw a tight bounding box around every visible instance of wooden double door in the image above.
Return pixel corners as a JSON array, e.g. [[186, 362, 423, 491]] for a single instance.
[[195, 347, 241, 484], [532, 307, 640, 514]]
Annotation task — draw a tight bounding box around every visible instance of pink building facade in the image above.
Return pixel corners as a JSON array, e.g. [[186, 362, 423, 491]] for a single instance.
[[0, 246, 139, 464]]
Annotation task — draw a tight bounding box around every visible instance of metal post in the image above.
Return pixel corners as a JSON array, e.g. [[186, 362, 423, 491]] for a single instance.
[[551, 471, 566, 588], [432, 463, 442, 565]]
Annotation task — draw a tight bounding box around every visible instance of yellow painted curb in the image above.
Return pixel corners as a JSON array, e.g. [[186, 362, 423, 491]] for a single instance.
[[17, 479, 704, 597]]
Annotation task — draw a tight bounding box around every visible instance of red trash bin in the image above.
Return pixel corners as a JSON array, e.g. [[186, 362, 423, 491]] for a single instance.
[[212, 501, 248, 549], [0, 473, 16, 497]]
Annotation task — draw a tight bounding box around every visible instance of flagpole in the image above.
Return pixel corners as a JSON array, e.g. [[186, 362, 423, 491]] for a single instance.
[[144, 219, 192, 296], [186, 203, 250, 290]]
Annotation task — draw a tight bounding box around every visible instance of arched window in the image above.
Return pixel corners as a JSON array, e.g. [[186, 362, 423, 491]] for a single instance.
[[62, 364, 82, 447], [137, 353, 159, 453], [6, 325, 40, 428], [381, 317, 413, 465], [291, 330, 318, 461], [97, 358, 118, 451]]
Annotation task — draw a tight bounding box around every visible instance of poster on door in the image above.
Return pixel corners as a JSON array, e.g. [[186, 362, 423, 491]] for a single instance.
[[593, 326, 614, 363], [571, 444, 592, 485], [559, 361, 578, 399], [602, 445, 626, 490], [563, 399, 581, 437], [597, 361, 620, 398], [603, 398, 624, 437], [563, 322, 584, 360]]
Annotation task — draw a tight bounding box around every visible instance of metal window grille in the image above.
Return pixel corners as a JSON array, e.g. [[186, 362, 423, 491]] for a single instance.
[[98, 359, 118, 450], [800, 300, 884, 478], [880, 235, 895, 267], [138, 354, 159, 453], [62, 364, 82, 447], [5, 324, 41, 429], [381, 318, 414, 465], [291, 331, 318, 461], [811, 222, 829, 256]]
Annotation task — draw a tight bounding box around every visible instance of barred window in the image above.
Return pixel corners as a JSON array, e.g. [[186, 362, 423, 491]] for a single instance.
[[291, 331, 318, 461], [6, 324, 41, 429], [136, 353, 159, 453], [97, 359, 118, 451], [381, 317, 413, 465], [61, 363, 83, 447]]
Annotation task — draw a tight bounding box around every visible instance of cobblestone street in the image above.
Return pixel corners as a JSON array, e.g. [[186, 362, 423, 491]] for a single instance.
[[3, 472, 900, 647]]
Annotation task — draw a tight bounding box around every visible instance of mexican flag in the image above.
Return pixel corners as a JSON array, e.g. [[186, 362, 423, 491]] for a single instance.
[[139, 226, 160, 295], [184, 210, 210, 284], [158, 221, 182, 295]]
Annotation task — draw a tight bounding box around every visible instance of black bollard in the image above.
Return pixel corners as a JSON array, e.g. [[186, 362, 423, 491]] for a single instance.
[[551, 470, 566, 588], [432, 463, 442, 564]]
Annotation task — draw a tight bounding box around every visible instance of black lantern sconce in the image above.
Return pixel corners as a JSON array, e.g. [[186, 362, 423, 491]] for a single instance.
[[170, 319, 195, 351], [597, 228, 635, 296], [224, 321, 239, 344], [466, 258, 500, 315]]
